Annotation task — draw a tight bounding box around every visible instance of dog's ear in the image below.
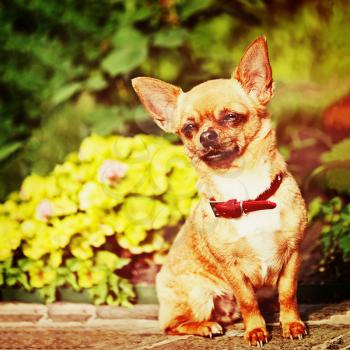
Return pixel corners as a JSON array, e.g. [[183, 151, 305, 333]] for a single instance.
[[233, 36, 274, 105], [132, 77, 182, 133]]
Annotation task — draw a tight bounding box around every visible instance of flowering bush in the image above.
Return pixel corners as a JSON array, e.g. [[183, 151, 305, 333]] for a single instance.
[[0, 134, 198, 304]]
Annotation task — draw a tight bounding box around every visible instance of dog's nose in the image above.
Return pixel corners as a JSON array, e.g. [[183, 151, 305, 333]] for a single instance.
[[200, 129, 219, 148]]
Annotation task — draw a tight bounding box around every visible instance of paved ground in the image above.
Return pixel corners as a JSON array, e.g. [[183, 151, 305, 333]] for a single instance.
[[0, 302, 349, 350]]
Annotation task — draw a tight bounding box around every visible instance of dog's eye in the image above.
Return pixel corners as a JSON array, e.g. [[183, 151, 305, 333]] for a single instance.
[[182, 123, 197, 137], [222, 113, 245, 125]]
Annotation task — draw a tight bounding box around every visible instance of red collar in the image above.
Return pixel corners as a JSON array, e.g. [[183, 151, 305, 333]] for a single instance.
[[210, 173, 283, 219]]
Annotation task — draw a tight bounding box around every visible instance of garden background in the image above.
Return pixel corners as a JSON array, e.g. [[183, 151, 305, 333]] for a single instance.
[[0, 0, 350, 305]]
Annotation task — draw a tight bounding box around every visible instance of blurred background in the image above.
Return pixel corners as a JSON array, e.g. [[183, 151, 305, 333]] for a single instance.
[[0, 0, 349, 305]]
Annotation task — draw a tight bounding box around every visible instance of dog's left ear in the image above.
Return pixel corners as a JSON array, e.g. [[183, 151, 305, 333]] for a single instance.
[[233, 36, 274, 105]]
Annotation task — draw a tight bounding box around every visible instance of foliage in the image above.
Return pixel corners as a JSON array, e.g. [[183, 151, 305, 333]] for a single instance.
[[0, 134, 199, 303], [308, 138, 350, 195], [307, 136, 350, 279], [308, 196, 350, 273], [0, 254, 133, 305], [2, 0, 350, 200]]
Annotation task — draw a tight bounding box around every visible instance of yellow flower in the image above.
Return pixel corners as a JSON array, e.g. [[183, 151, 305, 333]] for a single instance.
[[29, 264, 56, 289], [78, 182, 123, 211], [79, 134, 110, 162], [20, 175, 59, 201], [0, 218, 21, 260], [70, 236, 93, 260]]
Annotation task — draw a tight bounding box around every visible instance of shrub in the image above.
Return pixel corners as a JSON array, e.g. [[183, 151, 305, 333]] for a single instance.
[[0, 134, 199, 304], [2, 0, 350, 202], [308, 138, 350, 195], [308, 196, 350, 281], [307, 138, 350, 280]]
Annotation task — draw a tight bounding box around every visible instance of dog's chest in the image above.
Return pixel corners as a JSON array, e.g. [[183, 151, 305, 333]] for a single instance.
[[206, 170, 282, 279], [206, 208, 281, 280], [234, 210, 280, 278], [209, 168, 272, 202]]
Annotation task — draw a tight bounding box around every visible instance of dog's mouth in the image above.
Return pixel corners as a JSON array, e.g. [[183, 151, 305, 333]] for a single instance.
[[200, 145, 240, 166]]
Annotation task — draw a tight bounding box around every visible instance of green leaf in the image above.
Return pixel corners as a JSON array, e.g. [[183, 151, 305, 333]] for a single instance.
[[120, 298, 134, 308], [154, 54, 182, 81], [321, 139, 350, 163], [6, 272, 18, 286], [325, 168, 350, 195], [322, 234, 331, 252], [96, 251, 130, 271], [90, 283, 108, 305], [48, 251, 63, 268], [339, 235, 350, 258], [70, 236, 93, 260], [108, 273, 120, 295], [153, 28, 186, 48], [51, 82, 83, 106], [121, 196, 170, 230], [321, 225, 331, 234], [102, 27, 148, 77], [111, 27, 145, 48], [2, 257, 13, 270], [84, 72, 107, 91], [6, 278, 16, 286], [330, 196, 343, 211], [18, 273, 31, 291], [56, 267, 68, 287], [180, 0, 213, 20], [119, 278, 135, 297], [65, 273, 80, 291], [316, 139, 350, 194], [340, 212, 350, 222], [18, 258, 38, 272], [308, 196, 323, 221], [0, 142, 22, 161], [101, 44, 147, 77], [132, 7, 152, 21], [38, 284, 56, 303], [66, 258, 81, 272], [106, 294, 119, 305]]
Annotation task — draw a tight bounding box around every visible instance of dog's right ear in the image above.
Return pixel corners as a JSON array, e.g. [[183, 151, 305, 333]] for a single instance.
[[132, 77, 182, 133]]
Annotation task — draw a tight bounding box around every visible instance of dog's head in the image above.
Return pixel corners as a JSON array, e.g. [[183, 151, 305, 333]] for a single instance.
[[132, 36, 274, 171]]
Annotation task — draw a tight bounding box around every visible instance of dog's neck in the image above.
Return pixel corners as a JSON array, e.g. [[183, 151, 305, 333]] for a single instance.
[[197, 119, 286, 202]]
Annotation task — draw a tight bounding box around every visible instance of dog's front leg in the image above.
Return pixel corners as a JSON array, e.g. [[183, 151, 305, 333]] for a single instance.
[[278, 250, 307, 339], [231, 276, 268, 346]]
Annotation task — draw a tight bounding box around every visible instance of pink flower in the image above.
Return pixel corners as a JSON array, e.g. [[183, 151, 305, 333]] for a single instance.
[[98, 160, 128, 185], [36, 199, 54, 221]]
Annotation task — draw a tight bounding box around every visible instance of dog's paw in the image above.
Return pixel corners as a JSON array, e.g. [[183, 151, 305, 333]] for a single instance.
[[173, 321, 223, 338], [282, 321, 307, 340], [195, 321, 223, 338], [245, 327, 269, 347]]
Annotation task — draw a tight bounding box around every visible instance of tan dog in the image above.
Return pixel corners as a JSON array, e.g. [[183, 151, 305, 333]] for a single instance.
[[132, 36, 307, 347]]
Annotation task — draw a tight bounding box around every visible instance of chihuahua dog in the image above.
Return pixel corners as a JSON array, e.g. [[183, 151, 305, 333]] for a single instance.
[[132, 36, 307, 347]]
